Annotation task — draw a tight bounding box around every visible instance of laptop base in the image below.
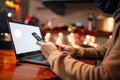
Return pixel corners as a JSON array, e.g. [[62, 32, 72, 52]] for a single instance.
[[17, 59, 50, 67]]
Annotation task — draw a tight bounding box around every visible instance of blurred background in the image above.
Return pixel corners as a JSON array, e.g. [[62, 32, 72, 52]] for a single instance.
[[0, 0, 114, 49]]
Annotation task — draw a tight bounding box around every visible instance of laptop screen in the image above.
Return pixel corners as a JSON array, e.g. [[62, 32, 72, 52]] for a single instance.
[[9, 22, 42, 54]]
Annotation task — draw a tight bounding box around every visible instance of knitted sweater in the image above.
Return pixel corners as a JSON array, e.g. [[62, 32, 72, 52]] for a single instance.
[[47, 8, 120, 80]]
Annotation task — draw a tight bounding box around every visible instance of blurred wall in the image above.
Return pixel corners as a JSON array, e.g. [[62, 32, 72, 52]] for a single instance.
[[28, 0, 110, 27]]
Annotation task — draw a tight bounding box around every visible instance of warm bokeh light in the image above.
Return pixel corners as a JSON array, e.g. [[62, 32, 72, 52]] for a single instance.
[[56, 32, 64, 45], [83, 35, 97, 47], [5, 0, 14, 8], [67, 33, 80, 48], [5, 0, 20, 12], [44, 33, 51, 42], [97, 17, 114, 32]]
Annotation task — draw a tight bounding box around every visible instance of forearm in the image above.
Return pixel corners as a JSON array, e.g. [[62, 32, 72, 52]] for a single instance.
[[73, 39, 110, 59], [47, 51, 111, 80], [73, 45, 106, 59]]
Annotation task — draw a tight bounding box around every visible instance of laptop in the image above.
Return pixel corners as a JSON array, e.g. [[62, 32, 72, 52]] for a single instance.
[[8, 21, 49, 67]]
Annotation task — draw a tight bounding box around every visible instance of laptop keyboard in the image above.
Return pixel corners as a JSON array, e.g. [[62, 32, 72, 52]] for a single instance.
[[26, 54, 45, 61], [20, 53, 50, 67]]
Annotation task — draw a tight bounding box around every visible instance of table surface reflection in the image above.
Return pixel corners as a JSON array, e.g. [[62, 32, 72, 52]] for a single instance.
[[0, 49, 96, 80], [0, 49, 60, 80]]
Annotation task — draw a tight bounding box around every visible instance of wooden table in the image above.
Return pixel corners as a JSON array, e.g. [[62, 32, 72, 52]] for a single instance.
[[0, 49, 60, 80], [0, 49, 96, 80]]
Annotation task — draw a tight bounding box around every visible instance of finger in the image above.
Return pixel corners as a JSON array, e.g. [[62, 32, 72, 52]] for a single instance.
[[36, 41, 44, 46], [56, 44, 65, 47]]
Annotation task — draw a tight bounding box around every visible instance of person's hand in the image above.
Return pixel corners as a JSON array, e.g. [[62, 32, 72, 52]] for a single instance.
[[57, 44, 75, 55], [37, 41, 58, 58]]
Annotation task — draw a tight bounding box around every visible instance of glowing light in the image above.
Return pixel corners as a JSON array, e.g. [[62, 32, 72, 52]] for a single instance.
[[7, 12, 12, 17], [83, 35, 97, 47], [5, 0, 15, 8], [5, 0, 20, 12], [109, 35, 112, 39], [44, 33, 51, 42], [56, 32, 64, 45]]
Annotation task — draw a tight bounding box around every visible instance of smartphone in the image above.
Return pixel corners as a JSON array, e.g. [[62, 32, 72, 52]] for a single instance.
[[32, 32, 44, 42], [32, 32, 60, 48]]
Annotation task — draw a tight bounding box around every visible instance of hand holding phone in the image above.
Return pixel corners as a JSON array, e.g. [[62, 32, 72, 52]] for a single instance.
[[32, 32, 60, 48], [32, 32, 44, 42]]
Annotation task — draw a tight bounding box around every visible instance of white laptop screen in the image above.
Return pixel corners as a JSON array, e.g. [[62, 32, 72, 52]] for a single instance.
[[9, 22, 42, 54]]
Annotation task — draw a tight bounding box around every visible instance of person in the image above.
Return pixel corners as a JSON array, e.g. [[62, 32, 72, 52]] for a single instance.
[[36, 0, 120, 80]]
